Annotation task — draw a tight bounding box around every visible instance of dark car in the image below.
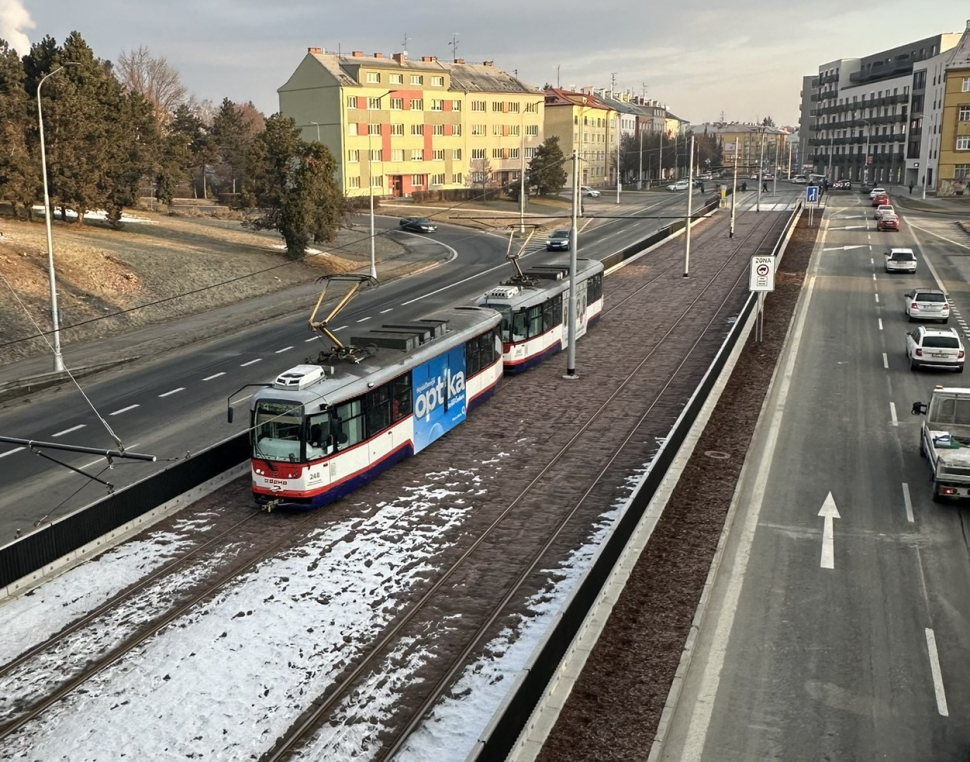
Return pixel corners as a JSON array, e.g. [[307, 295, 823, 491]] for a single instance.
[[545, 229, 571, 251], [399, 216, 437, 233], [861, 183, 874, 194]]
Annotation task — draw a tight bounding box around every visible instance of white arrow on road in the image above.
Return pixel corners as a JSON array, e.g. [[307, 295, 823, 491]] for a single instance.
[[819, 492, 841, 569], [823, 245, 868, 252], [831, 226, 870, 230]]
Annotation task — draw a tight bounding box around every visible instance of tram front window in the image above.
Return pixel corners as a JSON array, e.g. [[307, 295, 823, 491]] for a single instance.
[[511, 309, 527, 342], [497, 307, 512, 343], [253, 400, 303, 462]]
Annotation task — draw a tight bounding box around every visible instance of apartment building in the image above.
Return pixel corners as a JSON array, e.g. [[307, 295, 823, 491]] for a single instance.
[[278, 48, 544, 197], [937, 22, 970, 196], [799, 32, 963, 186], [542, 87, 614, 188]]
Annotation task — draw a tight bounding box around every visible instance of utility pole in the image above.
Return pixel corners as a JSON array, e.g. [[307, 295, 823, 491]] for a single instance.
[[565, 149, 580, 380], [730, 138, 739, 238], [638, 122, 643, 190], [684, 134, 695, 278], [756, 127, 765, 212], [772, 133, 778, 195]]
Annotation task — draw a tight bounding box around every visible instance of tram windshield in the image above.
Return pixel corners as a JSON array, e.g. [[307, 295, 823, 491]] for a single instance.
[[253, 400, 304, 462]]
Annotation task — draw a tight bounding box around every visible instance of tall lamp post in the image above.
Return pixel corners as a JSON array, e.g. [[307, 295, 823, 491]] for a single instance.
[[368, 91, 392, 280], [614, 112, 621, 205], [756, 127, 766, 212], [637, 121, 644, 190], [38, 63, 77, 373], [519, 98, 545, 235], [859, 119, 872, 186]]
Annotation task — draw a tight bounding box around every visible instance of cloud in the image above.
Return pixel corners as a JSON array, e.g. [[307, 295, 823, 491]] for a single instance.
[[0, 0, 34, 54]]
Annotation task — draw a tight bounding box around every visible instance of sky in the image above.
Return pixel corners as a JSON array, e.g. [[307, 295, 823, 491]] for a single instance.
[[1, 1, 968, 128]]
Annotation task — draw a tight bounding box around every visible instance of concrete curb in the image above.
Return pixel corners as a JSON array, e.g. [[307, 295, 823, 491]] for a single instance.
[[0, 360, 138, 404]]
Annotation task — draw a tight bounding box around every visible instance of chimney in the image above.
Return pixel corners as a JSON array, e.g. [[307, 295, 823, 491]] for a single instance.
[[454, 58, 465, 64], [393, 52, 406, 64], [421, 56, 433, 62], [374, 52, 383, 58], [352, 51, 364, 57], [483, 60, 494, 67], [307, 47, 321, 54]]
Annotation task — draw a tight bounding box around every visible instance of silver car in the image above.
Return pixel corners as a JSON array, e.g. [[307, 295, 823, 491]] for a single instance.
[[906, 326, 965, 371], [885, 248, 917, 273]]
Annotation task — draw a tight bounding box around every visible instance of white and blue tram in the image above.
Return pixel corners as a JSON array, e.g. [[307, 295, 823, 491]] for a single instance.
[[475, 257, 604, 374], [248, 306, 502, 509]]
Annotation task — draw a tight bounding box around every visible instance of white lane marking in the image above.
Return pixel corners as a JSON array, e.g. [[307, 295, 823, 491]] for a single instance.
[[872, 273, 877, 281], [902, 482, 915, 523], [380, 308, 393, 314], [0, 447, 25, 459], [202, 372, 226, 381], [925, 628, 949, 717], [240, 359, 262, 366], [110, 404, 140, 416], [334, 326, 347, 332], [305, 337, 318, 343], [890, 402, 898, 426], [158, 388, 185, 398], [882, 352, 888, 369], [356, 317, 371, 323], [52, 425, 85, 437], [871, 258, 874, 265], [818, 493, 841, 570], [275, 346, 293, 353], [875, 294, 880, 304], [680, 215, 825, 760], [235, 393, 253, 404], [878, 318, 884, 331], [910, 222, 970, 251]]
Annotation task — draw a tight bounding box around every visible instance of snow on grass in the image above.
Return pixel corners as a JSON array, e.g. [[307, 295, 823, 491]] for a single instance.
[[30, 206, 153, 224]]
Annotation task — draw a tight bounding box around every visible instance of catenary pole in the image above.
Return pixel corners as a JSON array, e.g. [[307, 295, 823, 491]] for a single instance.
[[565, 149, 580, 379], [683, 134, 695, 278]]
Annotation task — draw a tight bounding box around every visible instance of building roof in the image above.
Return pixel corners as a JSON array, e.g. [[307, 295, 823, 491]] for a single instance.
[[695, 122, 788, 136], [542, 87, 612, 110], [945, 20, 970, 70], [305, 48, 542, 94]]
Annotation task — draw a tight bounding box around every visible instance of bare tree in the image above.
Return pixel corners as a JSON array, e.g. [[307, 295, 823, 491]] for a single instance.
[[469, 158, 493, 200], [117, 46, 187, 124]]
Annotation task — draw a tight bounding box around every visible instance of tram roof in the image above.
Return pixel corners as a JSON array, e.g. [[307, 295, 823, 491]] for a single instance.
[[475, 257, 603, 311]]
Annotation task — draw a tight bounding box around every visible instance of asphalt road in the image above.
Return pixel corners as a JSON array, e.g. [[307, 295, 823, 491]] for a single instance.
[[660, 191, 970, 760], [0, 188, 729, 541]]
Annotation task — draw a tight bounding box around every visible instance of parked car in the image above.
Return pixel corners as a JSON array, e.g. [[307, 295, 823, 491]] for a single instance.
[[546, 229, 571, 251], [904, 288, 950, 323], [581, 186, 601, 197], [869, 187, 887, 200], [833, 179, 852, 190], [885, 247, 916, 272], [906, 326, 965, 372], [877, 213, 901, 232], [399, 216, 437, 233], [792, 175, 807, 184], [874, 204, 896, 220], [667, 179, 691, 191], [872, 193, 890, 207]]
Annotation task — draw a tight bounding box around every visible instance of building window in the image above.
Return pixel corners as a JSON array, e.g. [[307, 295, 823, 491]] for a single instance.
[[452, 100, 462, 111], [472, 124, 486, 136], [348, 150, 360, 163], [410, 98, 423, 111], [390, 98, 404, 110], [348, 123, 358, 136], [347, 95, 358, 109], [492, 101, 504, 112], [492, 124, 503, 136], [492, 148, 503, 159], [367, 97, 381, 110], [411, 174, 425, 185], [433, 149, 445, 161], [430, 173, 445, 185], [390, 73, 403, 84], [411, 149, 424, 161], [366, 72, 380, 84], [431, 99, 444, 111], [453, 172, 463, 184], [508, 102, 520, 113], [957, 136, 970, 151], [411, 75, 423, 85], [390, 123, 404, 136], [411, 124, 424, 136], [432, 124, 444, 136], [509, 147, 519, 159], [392, 149, 404, 162], [471, 148, 486, 160], [372, 175, 383, 188], [453, 148, 462, 160], [431, 76, 444, 87], [960, 106, 970, 121], [471, 100, 486, 112], [963, 77, 970, 92], [955, 164, 969, 179], [525, 147, 537, 159], [472, 171, 488, 183], [525, 102, 539, 113], [369, 149, 382, 161], [452, 124, 462, 136], [348, 176, 361, 189], [526, 124, 539, 136], [509, 125, 520, 137]]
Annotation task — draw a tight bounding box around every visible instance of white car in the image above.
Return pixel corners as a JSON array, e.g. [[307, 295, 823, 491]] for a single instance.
[[869, 187, 887, 200], [581, 186, 601, 197], [885, 248, 917, 272], [667, 180, 690, 191], [906, 326, 965, 372], [905, 288, 950, 323], [874, 204, 896, 220], [792, 175, 807, 184]]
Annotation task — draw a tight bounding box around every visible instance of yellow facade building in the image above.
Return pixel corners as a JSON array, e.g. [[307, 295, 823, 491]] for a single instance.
[[936, 23, 970, 196], [542, 88, 617, 188], [278, 48, 544, 197]]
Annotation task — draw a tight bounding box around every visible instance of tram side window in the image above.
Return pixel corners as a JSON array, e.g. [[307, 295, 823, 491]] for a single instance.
[[542, 295, 563, 332], [527, 304, 543, 338], [306, 412, 333, 460], [511, 310, 528, 342], [365, 386, 392, 435], [332, 399, 365, 450], [587, 273, 603, 303], [390, 373, 412, 421], [466, 335, 481, 376]]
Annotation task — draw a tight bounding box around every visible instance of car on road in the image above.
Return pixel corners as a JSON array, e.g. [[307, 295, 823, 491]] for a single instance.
[[885, 247, 916, 272], [833, 179, 852, 190], [906, 326, 965, 372], [399, 216, 437, 233], [877, 213, 901, 232], [545, 229, 571, 251], [872, 193, 890, 207], [874, 204, 896, 220], [667, 179, 691, 191], [581, 186, 601, 197], [869, 187, 887, 200], [905, 288, 950, 323], [792, 175, 807, 184]]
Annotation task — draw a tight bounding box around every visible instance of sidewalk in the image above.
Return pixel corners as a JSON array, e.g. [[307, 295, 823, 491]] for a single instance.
[[886, 182, 970, 217]]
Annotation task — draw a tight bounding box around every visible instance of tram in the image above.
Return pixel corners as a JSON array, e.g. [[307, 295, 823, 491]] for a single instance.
[[243, 303, 502, 510], [475, 257, 604, 374]]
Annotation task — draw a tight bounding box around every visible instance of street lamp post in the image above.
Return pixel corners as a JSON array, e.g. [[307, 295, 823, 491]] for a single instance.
[[756, 127, 766, 212], [730, 138, 739, 238], [637, 122, 643, 190], [615, 112, 621, 205], [565, 149, 580, 380], [38, 63, 77, 373], [368, 91, 392, 280], [859, 119, 872, 186], [683, 134, 695, 278]]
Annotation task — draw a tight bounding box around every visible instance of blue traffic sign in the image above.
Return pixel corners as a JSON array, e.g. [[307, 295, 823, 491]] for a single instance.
[[806, 186, 820, 203]]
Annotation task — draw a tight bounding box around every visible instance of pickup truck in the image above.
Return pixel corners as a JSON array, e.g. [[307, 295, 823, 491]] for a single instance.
[[912, 386, 970, 501]]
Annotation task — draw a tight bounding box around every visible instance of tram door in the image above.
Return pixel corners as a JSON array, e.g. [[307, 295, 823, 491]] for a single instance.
[[560, 281, 590, 348]]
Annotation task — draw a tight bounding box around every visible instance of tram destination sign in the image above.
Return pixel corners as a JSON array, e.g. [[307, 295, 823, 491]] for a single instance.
[[749, 255, 775, 292]]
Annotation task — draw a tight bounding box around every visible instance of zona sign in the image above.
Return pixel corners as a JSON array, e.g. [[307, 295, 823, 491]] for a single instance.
[[749, 255, 775, 292]]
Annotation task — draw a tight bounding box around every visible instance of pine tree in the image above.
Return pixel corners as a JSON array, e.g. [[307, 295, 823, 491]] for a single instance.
[[100, 91, 158, 227], [0, 39, 34, 218], [529, 136, 568, 196]]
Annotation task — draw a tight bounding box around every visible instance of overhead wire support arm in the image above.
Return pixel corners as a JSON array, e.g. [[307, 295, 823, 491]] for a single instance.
[[0, 436, 157, 462], [307, 274, 379, 363]]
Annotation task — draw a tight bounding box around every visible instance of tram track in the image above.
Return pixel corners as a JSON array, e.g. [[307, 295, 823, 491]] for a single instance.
[[256, 207, 787, 760]]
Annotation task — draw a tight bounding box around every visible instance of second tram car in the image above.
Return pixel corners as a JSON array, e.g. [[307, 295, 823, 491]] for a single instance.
[[476, 257, 604, 374], [246, 306, 502, 509]]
